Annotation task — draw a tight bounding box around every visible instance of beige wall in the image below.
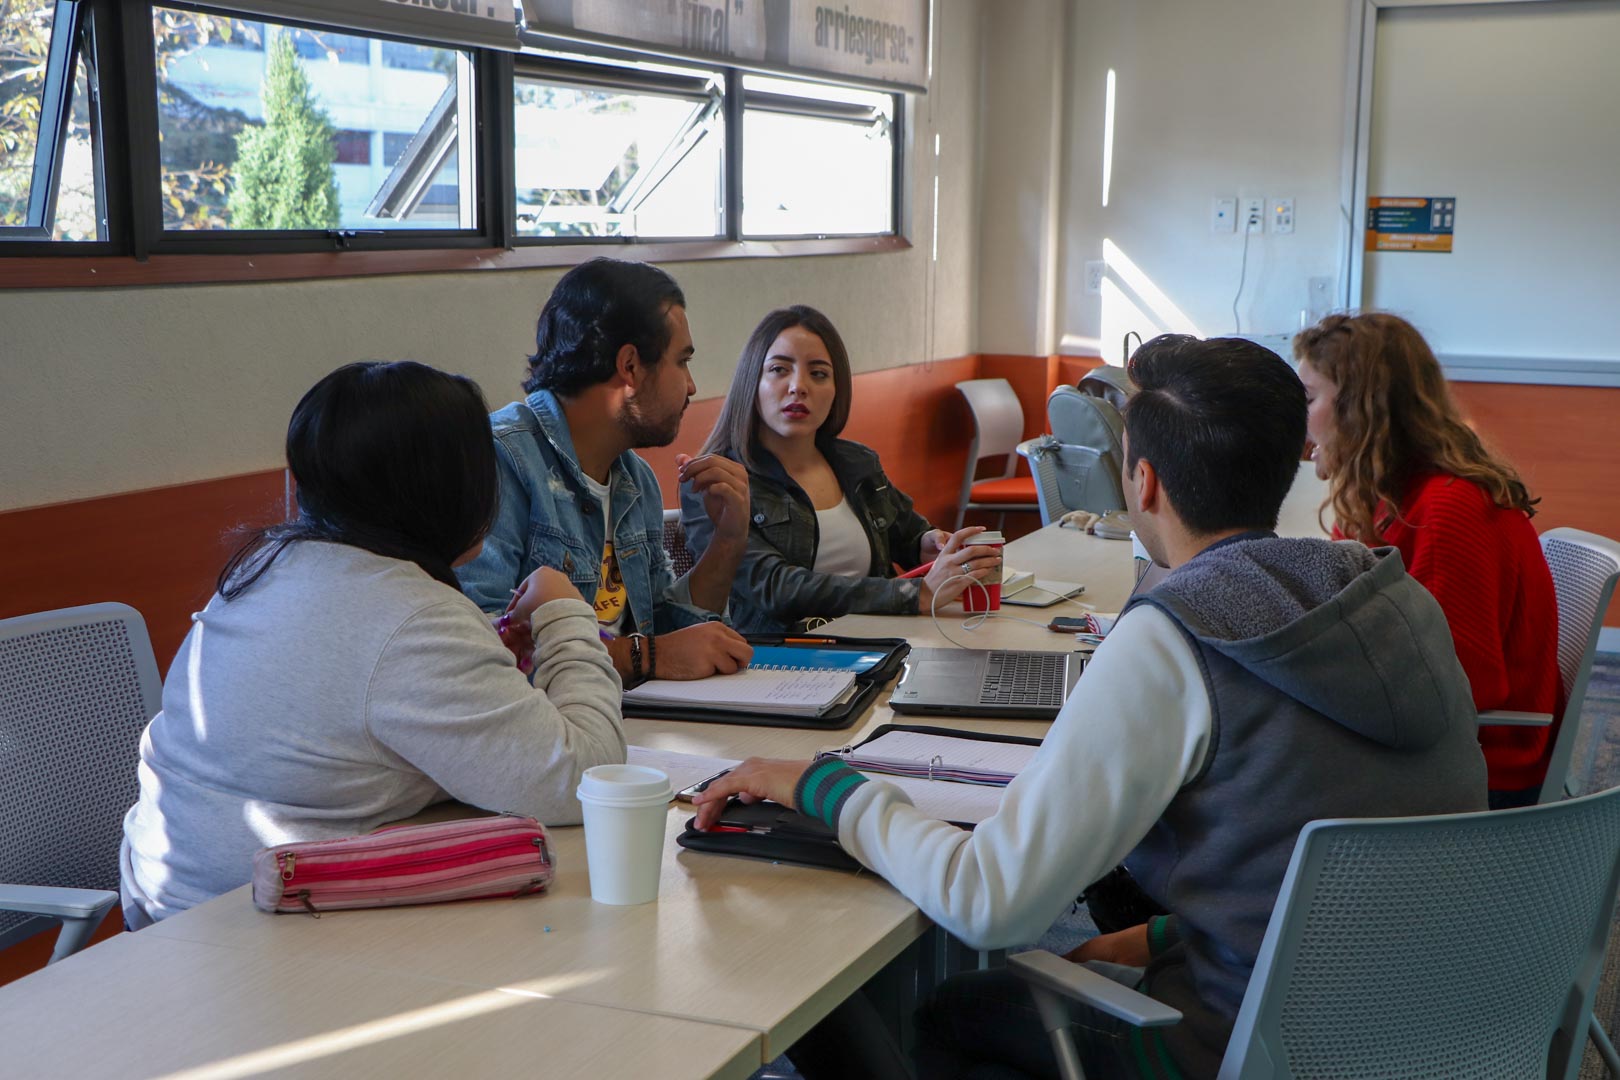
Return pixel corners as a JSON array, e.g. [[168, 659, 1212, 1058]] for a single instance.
[[974, 0, 1067, 356], [970, 0, 1355, 359], [0, 0, 980, 512]]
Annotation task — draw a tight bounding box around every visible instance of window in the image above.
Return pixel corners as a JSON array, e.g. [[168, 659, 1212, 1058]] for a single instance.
[[0, 1, 105, 242], [742, 74, 895, 238], [512, 59, 725, 241], [153, 8, 478, 232]]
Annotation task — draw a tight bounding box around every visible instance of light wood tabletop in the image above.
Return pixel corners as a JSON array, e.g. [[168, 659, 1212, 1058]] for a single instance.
[[0, 927, 763, 1080]]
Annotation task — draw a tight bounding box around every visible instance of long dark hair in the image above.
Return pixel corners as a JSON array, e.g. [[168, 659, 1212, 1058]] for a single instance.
[[700, 305, 854, 472], [1294, 312, 1536, 541], [218, 361, 499, 600]]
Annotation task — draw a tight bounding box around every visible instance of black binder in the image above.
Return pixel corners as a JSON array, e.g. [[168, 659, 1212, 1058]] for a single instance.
[[675, 723, 1043, 870], [620, 634, 911, 730]]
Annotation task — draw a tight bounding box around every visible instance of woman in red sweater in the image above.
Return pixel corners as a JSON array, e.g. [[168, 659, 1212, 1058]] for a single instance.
[[1295, 312, 1561, 807]]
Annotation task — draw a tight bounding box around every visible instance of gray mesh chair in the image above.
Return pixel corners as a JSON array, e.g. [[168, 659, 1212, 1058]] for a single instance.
[[955, 378, 1039, 529], [662, 508, 697, 578], [1011, 784, 1620, 1079], [1016, 435, 1126, 525], [0, 603, 160, 963], [1534, 528, 1620, 803]]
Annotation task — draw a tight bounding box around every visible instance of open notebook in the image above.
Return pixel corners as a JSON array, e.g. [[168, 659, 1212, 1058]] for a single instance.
[[819, 730, 1042, 824], [622, 667, 859, 719]]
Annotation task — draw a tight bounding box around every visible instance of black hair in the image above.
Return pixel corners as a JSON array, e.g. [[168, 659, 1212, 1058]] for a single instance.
[[1124, 334, 1306, 535], [217, 361, 498, 600], [523, 258, 687, 397]]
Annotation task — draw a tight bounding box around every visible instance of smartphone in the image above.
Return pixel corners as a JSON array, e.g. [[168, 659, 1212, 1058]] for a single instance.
[[1048, 616, 1093, 634]]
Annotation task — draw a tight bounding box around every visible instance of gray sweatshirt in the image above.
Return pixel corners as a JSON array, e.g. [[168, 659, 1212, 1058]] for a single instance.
[[120, 541, 626, 927]]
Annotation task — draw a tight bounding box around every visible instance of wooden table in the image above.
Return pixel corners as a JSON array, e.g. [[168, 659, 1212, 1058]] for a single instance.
[[0, 926, 763, 1080]]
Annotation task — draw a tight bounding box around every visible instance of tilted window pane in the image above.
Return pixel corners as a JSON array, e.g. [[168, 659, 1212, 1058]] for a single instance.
[[153, 8, 475, 231], [50, 48, 100, 241], [742, 76, 894, 237], [513, 74, 724, 240]]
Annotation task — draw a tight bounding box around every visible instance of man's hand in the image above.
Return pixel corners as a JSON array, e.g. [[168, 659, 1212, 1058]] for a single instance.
[[690, 757, 812, 830], [508, 566, 584, 623], [677, 453, 751, 548], [1063, 924, 1152, 968], [651, 622, 754, 680]]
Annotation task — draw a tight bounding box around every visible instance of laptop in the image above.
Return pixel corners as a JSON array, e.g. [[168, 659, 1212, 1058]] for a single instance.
[[889, 551, 1171, 720], [889, 648, 1086, 720]]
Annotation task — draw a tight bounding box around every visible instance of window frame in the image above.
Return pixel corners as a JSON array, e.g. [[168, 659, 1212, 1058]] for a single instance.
[[509, 53, 730, 247], [0, 4, 912, 283], [736, 77, 905, 242]]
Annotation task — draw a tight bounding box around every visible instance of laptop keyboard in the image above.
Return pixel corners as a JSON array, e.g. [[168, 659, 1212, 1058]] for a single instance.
[[979, 652, 1070, 707]]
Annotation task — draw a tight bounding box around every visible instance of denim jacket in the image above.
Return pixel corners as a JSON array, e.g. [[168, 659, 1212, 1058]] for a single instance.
[[457, 389, 710, 635], [680, 438, 930, 634]]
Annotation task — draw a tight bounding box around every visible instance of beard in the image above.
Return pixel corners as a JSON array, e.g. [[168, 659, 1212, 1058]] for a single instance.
[[620, 395, 686, 449]]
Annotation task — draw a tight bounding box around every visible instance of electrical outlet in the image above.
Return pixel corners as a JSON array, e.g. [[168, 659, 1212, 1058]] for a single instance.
[[1084, 260, 1106, 295], [1211, 197, 1237, 234], [1241, 197, 1265, 234], [1271, 197, 1295, 235]]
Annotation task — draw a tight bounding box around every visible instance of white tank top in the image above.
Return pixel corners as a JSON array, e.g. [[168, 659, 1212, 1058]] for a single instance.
[[813, 498, 873, 578]]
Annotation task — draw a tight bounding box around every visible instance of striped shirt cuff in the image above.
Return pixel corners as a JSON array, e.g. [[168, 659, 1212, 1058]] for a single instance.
[[794, 759, 869, 831], [1146, 914, 1180, 958]]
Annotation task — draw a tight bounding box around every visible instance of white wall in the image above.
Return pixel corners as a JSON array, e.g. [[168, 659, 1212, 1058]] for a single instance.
[[1364, 1, 1620, 368], [1030, 0, 1355, 361], [0, 0, 980, 512], [974, 0, 1066, 356]]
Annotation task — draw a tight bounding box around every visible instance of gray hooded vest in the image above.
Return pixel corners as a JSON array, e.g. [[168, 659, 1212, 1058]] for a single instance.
[[1122, 535, 1488, 1077]]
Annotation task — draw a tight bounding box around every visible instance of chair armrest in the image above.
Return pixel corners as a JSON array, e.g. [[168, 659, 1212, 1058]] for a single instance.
[[1477, 710, 1554, 727], [0, 884, 120, 921], [1008, 950, 1183, 1028]]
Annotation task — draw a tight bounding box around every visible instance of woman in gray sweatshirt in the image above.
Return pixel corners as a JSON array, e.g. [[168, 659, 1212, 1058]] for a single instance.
[[120, 361, 626, 927]]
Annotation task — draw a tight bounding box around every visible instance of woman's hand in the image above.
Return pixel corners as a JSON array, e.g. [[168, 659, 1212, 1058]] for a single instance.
[[508, 567, 584, 623], [917, 527, 1002, 612], [918, 528, 954, 563]]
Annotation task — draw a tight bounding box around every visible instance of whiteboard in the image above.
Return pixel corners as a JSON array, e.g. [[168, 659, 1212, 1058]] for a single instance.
[[1362, 1, 1620, 379]]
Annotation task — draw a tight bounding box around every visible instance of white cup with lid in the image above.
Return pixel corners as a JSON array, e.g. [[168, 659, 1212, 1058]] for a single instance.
[[576, 764, 673, 905]]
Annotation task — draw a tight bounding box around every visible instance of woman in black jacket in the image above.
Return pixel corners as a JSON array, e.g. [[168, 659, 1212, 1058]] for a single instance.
[[681, 305, 999, 634]]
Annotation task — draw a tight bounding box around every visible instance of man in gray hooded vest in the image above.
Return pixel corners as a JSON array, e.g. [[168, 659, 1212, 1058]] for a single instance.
[[693, 333, 1488, 1079]]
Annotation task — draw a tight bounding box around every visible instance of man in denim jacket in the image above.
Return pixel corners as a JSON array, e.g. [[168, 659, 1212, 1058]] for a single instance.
[[458, 259, 754, 683]]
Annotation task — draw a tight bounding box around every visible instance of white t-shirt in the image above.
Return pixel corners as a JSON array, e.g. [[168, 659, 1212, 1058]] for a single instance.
[[581, 473, 629, 636], [813, 498, 873, 578]]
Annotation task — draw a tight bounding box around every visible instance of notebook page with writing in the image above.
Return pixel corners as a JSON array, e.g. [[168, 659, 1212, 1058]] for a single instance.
[[622, 668, 858, 716], [839, 730, 1040, 784]]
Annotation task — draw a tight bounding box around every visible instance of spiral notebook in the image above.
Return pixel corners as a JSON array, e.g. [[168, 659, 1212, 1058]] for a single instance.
[[621, 665, 860, 718]]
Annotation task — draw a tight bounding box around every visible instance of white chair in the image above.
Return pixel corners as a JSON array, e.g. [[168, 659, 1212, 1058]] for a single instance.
[[955, 378, 1039, 529], [1016, 435, 1126, 526], [1012, 784, 1620, 1079], [0, 603, 161, 963]]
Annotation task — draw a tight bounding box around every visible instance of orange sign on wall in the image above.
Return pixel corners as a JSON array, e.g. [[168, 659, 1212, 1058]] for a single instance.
[[1366, 196, 1456, 252]]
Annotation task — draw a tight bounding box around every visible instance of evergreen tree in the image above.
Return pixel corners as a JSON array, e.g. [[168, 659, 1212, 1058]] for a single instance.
[[228, 33, 339, 229]]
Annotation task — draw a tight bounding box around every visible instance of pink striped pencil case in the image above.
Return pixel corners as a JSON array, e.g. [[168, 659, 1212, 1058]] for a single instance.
[[251, 814, 555, 916]]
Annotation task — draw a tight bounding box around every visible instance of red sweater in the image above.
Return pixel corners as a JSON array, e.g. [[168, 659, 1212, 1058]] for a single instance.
[[1340, 472, 1561, 791]]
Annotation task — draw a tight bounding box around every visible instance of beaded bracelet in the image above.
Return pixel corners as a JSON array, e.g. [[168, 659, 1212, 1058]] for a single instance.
[[628, 633, 644, 681], [647, 634, 657, 679]]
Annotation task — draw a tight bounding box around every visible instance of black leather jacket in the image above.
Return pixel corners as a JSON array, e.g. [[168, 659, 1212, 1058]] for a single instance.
[[679, 439, 932, 634]]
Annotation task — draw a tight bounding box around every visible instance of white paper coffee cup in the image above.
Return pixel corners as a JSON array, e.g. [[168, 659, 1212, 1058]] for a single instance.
[[576, 764, 673, 906]]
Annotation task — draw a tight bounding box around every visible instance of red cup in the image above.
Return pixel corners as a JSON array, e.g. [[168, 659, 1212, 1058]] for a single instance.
[[960, 533, 1005, 613]]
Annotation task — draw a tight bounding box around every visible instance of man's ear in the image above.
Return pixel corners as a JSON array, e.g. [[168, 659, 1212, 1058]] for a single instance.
[[1133, 457, 1161, 514], [614, 342, 642, 388]]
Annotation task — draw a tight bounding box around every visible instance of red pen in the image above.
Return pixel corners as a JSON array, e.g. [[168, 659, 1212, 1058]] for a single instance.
[[898, 560, 935, 580]]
